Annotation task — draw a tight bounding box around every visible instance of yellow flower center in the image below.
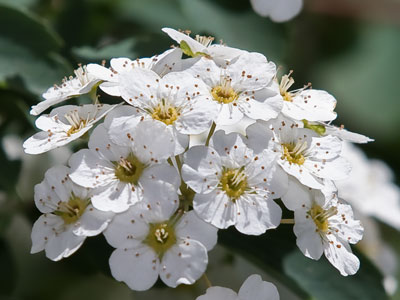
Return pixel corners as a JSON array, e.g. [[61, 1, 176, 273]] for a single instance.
[[279, 73, 295, 102], [114, 153, 145, 184], [281, 142, 307, 165], [151, 99, 179, 125], [54, 194, 90, 224], [211, 77, 239, 104], [220, 167, 248, 201], [308, 204, 338, 233], [144, 223, 177, 258], [65, 111, 88, 136]]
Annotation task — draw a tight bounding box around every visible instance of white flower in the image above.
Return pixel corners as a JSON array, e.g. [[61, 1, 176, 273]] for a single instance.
[[301, 120, 374, 144], [30, 65, 103, 116], [246, 117, 351, 189], [23, 104, 116, 154], [182, 130, 285, 235], [271, 73, 337, 122], [111, 68, 218, 154], [336, 143, 400, 229], [186, 53, 281, 125], [286, 179, 363, 276], [250, 0, 303, 22], [68, 120, 179, 213], [196, 274, 280, 300], [162, 28, 245, 66], [31, 165, 113, 261], [86, 48, 182, 97], [104, 187, 218, 291]]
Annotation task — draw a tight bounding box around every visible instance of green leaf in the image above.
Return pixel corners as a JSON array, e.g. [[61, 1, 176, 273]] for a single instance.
[[220, 223, 388, 300], [72, 38, 137, 61], [283, 249, 387, 300], [0, 3, 71, 95]]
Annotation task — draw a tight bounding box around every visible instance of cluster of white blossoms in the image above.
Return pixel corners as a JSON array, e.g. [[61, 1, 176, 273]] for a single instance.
[[24, 27, 374, 296]]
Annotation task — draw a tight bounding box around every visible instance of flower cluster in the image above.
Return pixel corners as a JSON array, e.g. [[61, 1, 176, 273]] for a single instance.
[[24, 27, 373, 295]]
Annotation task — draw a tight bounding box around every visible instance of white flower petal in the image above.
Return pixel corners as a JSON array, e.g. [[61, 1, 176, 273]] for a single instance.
[[109, 246, 159, 291], [293, 209, 324, 260], [175, 211, 218, 251], [238, 274, 280, 300], [103, 205, 149, 249], [182, 145, 221, 194], [45, 227, 86, 261], [196, 286, 238, 300], [162, 28, 205, 54], [323, 235, 360, 276], [281, 176, 313, 211], [235, 195, 282, 235], [72, 204, 113, 237], [193, 191, 237, 229], [160, 239, 208, 288]]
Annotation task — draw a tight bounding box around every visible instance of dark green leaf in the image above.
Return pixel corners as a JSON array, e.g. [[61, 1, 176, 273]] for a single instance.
[[220, 222, 388, 300]]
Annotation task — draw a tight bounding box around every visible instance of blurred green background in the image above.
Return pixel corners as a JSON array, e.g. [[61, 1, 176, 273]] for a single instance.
[[0, 0, 399, 299]]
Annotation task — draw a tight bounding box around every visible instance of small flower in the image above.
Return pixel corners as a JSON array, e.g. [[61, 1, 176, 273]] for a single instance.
[[187, 53, 281, 125], [272, 72, 337, 122], [30, 65, 103, 116], [23, 104, 116, 154], [112, 68, 218, 154], [31, 165, 113, 261], [246, 117, 351, 189], [250, 0, 303, 22], [302, 120, 374, 144], [104, 187, 218, 291], [182, 130, 285, 235], [68, 120, 179, 213], [196, 274, 280, 300], [287, 179, 363, 276], [86, 48, 182, 97], [162, 28, 245, 65]]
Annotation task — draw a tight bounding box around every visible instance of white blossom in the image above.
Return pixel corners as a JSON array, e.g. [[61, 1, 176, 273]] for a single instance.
[[246, 117, 351, 190], [23, 104, 116, 154], [111, 68, 218, 154], [86, 48, 182, 97], [286, 179, 363, 276], [186, 53, 281, 125], [162, 28, 245, 66], [182, 130, 285, 235], [31, 165, 113, 261], [250, 0, 303, 22], [104, 186, 218, 291], [30, 65, 103, 116], [300, 120, 373, 144], [271, 73, 337, 122], [196, 274, 280, 300], [68, 120, 179, 213]]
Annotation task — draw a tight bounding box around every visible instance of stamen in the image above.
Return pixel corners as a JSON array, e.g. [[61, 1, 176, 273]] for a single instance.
[[74, 65, 90, 86], [219, 167, 248, 201], [144, 222, 177, 258], [54, 193, 90, 225], [195, 35, 214, 47], [65, 110, 88, 136], [308, 204, 338, 233], [281, 141, 307, 165], [151, 99, 179, 125], [211, 76, 239, 104]]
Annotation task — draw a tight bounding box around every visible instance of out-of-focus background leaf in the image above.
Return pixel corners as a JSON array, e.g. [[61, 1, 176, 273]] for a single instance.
[[0, 0, 399, 299]]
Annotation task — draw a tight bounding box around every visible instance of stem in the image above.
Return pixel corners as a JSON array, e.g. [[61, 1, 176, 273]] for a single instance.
[[202, 273, 212, 288], [205, 122, 216, 146], [281, 218, 295, 224]]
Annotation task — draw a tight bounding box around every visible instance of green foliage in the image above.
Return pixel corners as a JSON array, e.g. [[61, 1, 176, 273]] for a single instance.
[[220, 224, 388, 300]]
